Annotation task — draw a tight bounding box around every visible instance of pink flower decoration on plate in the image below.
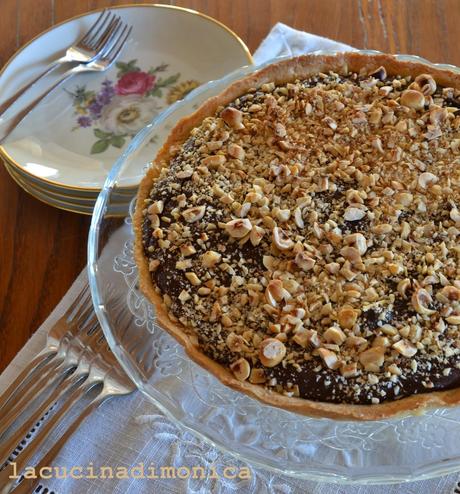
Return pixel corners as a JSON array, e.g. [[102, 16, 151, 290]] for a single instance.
[[115, 71, 156, 96]]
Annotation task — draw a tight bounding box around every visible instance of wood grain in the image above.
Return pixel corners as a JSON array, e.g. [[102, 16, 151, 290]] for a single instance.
[[0, 0, 457, 372]]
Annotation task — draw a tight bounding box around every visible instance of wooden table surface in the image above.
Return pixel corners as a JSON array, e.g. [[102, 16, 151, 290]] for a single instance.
[[0, 0, 458, 372]]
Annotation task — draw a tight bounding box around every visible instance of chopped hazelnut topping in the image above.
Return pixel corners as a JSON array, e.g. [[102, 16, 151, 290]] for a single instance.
[[400, 89, 425, 110], [359, 347, 385, 372], [230, 358, 251, 381], [183, 206, 206, 222], [272, 226, 294, 250], [224, 218, 253, 238], [259, 338, 287, 367], [141, 65, 460, 406], [201, 250, 222, 268], [221, 107, 244, 129]]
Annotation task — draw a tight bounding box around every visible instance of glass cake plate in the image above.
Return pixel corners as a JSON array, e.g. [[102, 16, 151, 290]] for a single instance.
[[88, 50, 460, 484]]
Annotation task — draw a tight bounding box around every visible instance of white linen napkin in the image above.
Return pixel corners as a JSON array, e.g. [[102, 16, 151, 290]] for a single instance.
[[253, 23, 355, 64], [1, 24, 459, 494]]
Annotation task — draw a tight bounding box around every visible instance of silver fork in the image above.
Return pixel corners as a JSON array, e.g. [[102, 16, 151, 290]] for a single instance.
[[0, 315, 100, 454], [0, 9, 121, 118], [0, 284, 96, 416], [0, 22, 132, 144], [0, 326, 136, 493]]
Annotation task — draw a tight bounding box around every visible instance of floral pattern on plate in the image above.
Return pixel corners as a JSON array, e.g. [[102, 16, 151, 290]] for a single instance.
[[67, 59, 200, 154]]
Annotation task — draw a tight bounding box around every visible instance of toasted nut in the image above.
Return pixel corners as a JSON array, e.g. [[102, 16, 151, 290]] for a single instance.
[[294, 207, 304, 228], [345, 335, 367, 347], [372, 136, 384, 153], [388, 363, 402, 376], [359, 346, 385, 372], [326, 262, 340, 274], [201, 155, 227, 167], [397, 279, 411, 297], [272, 226, 294, 250], [274, 122, 287, 137], [176, 167, 194, 179], [373, 335, 390, 347], [340, 246, 362, 264], [381, 324, 398, 336], [259, 338, 286, 367], [224, 218, 253, 238], [148, 200, 164, 215], [221, 315, 233, 327], [265, 279, 291, 306], [180, 244, 196, 257], [395, 192, 413, 207], [343, 233, 367, 255], [148, 214, 160, 228], [387, 262, 402, 275], [249, 368, 266, 384], [341, 362, 359, 378], [429, 105, 448, 125], [178, 290, 191, 303], [369, 107, 383, 124], [207, 140, 223, 151], [198, 287, 211, 296], [148, 259, 160, 272], [437, 285, 460, 303], [201, 250, 222, 268], [324, 326, 346, 345], [372, 223, 392, 235], [450, 207, 460, 224], [249, 225, 265, 246], [338, 307, 359, 329], [230, 358, 250, 381], [400, 89, 425, 110], [294, 252, 316, 271], [226, 332, 247, 352], [237, 202, 251, 218], [323, 116, 337, 130], [344, 207, 366, 221], [293, 329, 321, 348], [278, 140, 292, 151], [415, 73, 437, 95], [263, 255, 278, 271], [176, 259, 192, 270], [273, 208, 291, 222], [228, 143, 245, 160], [185, 272, 201, 286], [412, 288, 436, 315], [364, 287, 379, 302], [392, 339, 417, 357], [317, 348, 340, 369], [221, 107, 244, 129], [418, 172, 438, 189], [183, 206, 206, 222]]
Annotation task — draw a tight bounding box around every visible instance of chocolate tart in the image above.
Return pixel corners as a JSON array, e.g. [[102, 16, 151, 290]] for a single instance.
[[134, 53, 460, 420]]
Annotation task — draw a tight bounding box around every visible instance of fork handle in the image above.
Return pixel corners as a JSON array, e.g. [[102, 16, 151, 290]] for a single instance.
[[0, 349, 56, 414], [0, 357, 68, 430], [0, 380, 101, 494], [0, 58, 68, 118], [0, 370, 87, 467], [8, 394, 109, 494], [0, 63, 83, 144]]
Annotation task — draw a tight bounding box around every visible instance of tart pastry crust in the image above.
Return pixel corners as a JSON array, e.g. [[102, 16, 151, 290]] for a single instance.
[[134, 53, 460, 420]]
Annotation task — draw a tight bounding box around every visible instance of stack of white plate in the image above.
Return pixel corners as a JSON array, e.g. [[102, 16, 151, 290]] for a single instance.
[[0, 4, 253, 214]]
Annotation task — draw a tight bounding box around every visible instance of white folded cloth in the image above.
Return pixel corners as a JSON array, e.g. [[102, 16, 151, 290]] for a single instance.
[[1, 23, 458, 494], [253, 22, 355, 64]]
